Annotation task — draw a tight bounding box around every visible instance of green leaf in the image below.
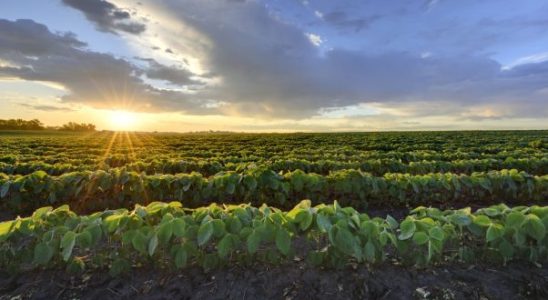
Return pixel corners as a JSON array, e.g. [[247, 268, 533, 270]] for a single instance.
[[450, 214, 472, 227], [513, 231, 526, 246], [275, 228, 291, 255], [172, 218, 186, 238], [316, 214, 332, 232], [361, 221, 379, 237], [243, 176, 257, 190], [158, 222, 174, 245], [380, 231, 397, 247], [473, 215, 491, 227], [211, 219, 226, 237], [297, 210, 313, 231], [131, 231, 148, 254], [486, 224, 504, 242], [174, 246, 188, 268], [53, 205, 70, 214], [428, 226, 445, 241], [498, 239, 514, 259], [61, 231, 77, 262], [225, 217, 242, 234], [197, 221, 214, 246], [247, 230, 261, 254], [0, 181, 10, 198], [0, 221, 15, 242], [86, 224, 102, 244], [148, 233, 159, 256], [506, 212, 525, 228], [412, 232, 429, 245], [145, 202, 167, 214], [217, 234, 233, 258], [398, 219, 416, 240], [104, 214, 125, 233], [478, 179, 492, 193], [226, 182, 236, 194], [32, 207, 53, 220], [531, 206, 548, 219], [334, 227, 355, 255], [385, 215, 399, 229], [34, 242, 54, 265], [77, 231, 93, 248], [525, 215, 546, 242], [33, 170, 48, 179]]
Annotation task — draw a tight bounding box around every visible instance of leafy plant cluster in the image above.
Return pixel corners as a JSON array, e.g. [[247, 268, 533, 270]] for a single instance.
[[1, 131, 545, 169], [0, 201, 546, 275], [4, 148, 544, 170], [1, 157, 546, 177], [0, 169, 546, 213]]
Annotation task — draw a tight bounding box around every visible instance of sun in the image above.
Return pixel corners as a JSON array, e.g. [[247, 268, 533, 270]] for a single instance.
[[109, 110, 137, 131]]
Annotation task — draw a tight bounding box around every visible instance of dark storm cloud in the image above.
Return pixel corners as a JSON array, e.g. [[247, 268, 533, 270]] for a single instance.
[[322, 11, 380, 32], [0, 19, 212, 114], [139, 58, 202, 86], [0, 19, 86, 54], [62, 0, 146, 34], [18, 103, 76, 112]]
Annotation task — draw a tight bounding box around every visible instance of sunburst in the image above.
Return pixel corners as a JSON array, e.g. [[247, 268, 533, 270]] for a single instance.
[[109, 110, 137, 131]]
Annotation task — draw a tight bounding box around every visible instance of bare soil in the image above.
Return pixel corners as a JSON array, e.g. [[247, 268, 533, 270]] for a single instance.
[[1, 261, 546, 300]]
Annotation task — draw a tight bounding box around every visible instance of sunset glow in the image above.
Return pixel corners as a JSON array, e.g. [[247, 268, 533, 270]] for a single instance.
[[109, 110, 138, 131], [0, 0, 546, 131]]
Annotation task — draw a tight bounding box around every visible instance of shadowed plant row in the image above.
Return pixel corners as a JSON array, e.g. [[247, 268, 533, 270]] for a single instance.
[[0, 169, 546, 213]]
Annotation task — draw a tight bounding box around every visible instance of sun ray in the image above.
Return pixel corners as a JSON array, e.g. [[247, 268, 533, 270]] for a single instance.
[[75, 131, 119, 210], [98, 131, 119, 168], [123, 131, 137, 161]]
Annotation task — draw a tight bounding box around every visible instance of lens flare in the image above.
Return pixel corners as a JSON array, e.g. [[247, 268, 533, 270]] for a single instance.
[[109, 110, 137, 131]]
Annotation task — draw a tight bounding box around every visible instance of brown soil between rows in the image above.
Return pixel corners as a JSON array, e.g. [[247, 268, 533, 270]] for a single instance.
[[0, 261, 546, 300]]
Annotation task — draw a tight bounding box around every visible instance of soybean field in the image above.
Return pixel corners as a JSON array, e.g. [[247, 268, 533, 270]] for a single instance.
[[0, 130, 547, 299]]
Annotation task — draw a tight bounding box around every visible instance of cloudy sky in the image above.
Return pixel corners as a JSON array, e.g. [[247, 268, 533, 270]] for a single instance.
[[0, 0, 547, 131]]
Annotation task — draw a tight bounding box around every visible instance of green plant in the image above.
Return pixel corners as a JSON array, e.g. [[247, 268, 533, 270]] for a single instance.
[[1, 201, 546, 275]]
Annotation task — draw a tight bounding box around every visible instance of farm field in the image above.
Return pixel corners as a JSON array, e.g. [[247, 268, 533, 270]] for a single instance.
[[0, 130, 547, 299], [3, 0, 548, 298]]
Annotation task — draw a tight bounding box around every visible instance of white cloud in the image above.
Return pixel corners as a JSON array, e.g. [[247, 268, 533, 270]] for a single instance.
[[318, 103, 380, 118], [503, 51, 548, 70], [314, 10, 323, 19], [306, 33, 323, 46], [421, 51, 432, 58]]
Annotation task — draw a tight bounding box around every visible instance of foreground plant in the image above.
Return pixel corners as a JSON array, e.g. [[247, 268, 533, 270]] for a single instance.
[[0, 201, 546, 276]]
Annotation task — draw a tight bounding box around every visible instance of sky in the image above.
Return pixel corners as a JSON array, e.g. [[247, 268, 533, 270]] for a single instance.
[[0, 0, 547, 132]]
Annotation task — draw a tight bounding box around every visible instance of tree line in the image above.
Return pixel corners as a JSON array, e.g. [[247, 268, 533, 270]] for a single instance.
[[0, 119, 96, 132]]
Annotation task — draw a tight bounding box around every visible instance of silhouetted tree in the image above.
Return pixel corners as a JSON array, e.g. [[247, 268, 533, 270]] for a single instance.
[[60, 122, 96, 132], [0, 119, 45, 130]]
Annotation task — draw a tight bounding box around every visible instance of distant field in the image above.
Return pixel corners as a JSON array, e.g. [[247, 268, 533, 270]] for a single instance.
[[0, 130, 546, 213]]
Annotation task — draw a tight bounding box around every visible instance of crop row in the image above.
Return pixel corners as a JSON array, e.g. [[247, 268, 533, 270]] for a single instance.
[[1, 157, 546, 177], [0, 201, 546, 275], [1, 169, 546, 213], [2, 147, 544, 167]]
